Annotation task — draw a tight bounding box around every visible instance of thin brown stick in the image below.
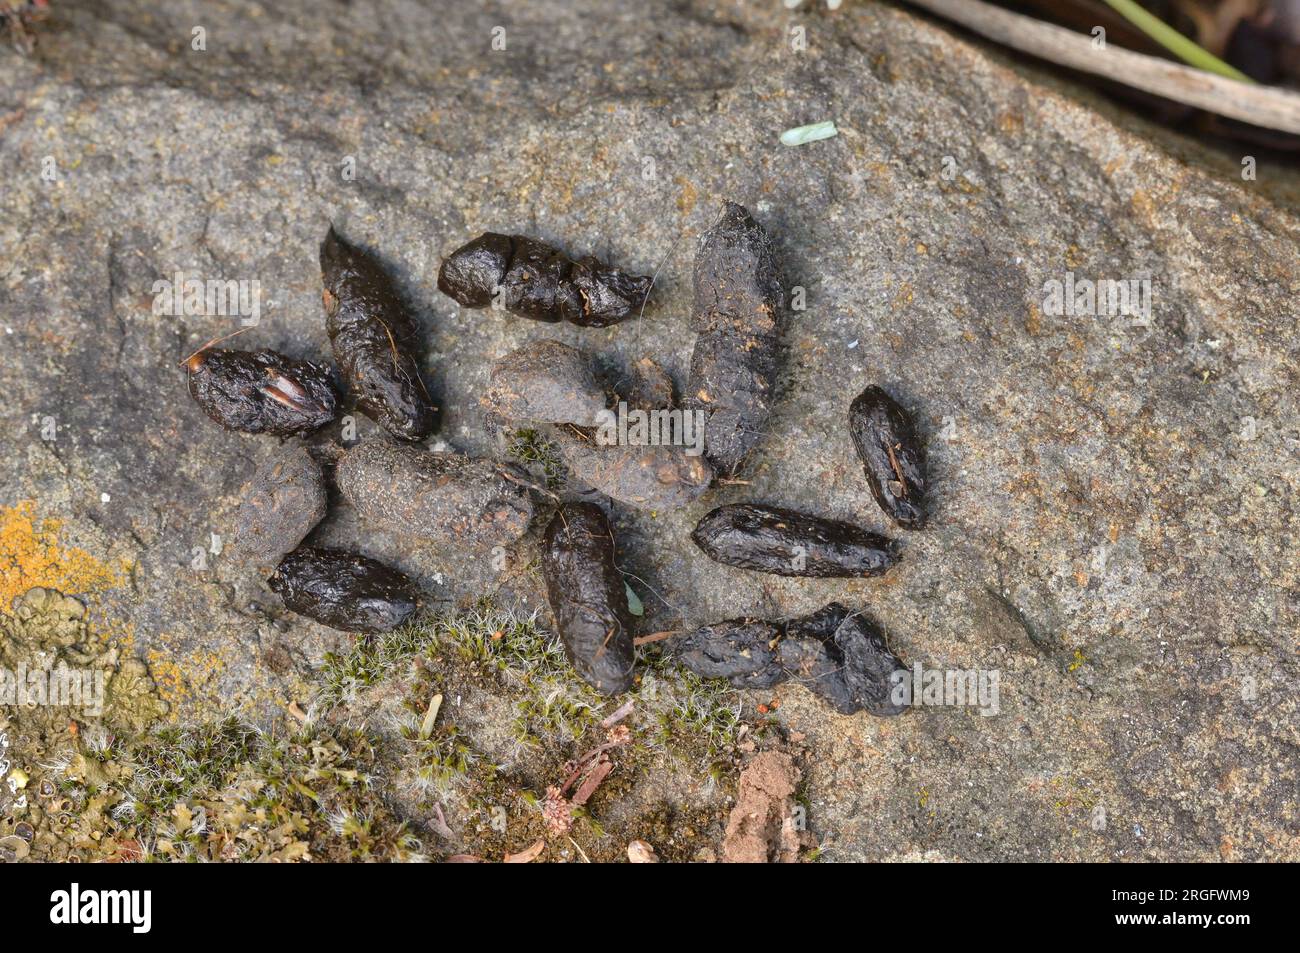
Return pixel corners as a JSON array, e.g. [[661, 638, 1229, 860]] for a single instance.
[[902, 0, 1300, 134], [179, 325, 254, 369], [632, 630, 680, 646]]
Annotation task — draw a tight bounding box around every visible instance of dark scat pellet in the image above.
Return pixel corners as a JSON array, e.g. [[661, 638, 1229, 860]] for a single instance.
[[684, 202, 783, 476], [673, 618, 786, 689], [540, 503, 636, 695], [269, 546, 419, 634], [320, 226, 437, 441], [831, 613, 908, 716], [438, 232, 652, 328], [185, 347, 336, 437], [676, 603, 906, 715], [675, 605, 851, 691], [849, 385, 927, 529], [231, 446, 328, 575], [691, 503, 899, 578], [616, 357, 675, 413]]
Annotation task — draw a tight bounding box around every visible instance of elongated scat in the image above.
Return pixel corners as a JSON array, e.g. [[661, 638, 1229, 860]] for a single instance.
[[269, 546, 419, 634], [673, 617, 786, 689], [684, 202, 783, 476], [438, 232, 652, 327], [541, 503, 636, 695], [231, 447, 328, 575], [482, 339, 608, 426], [676, 603, 906, 715], [320, 226, 437, 441], [185, 347, 336, 437], [336, 441, 533, 549], [848, 385, 928, 529], [691, 503, 899, 578]]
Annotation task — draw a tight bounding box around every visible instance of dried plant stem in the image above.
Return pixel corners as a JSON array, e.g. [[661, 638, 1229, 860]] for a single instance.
[[903, 0, 1300, 134]]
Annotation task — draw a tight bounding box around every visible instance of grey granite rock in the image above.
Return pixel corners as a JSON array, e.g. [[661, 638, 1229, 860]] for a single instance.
[[1, 0, 1296, 861]]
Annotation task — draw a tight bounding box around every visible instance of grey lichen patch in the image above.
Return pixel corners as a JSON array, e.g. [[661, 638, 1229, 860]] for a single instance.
[[0, 587, 97, 665], [0, 587, 171, 861]]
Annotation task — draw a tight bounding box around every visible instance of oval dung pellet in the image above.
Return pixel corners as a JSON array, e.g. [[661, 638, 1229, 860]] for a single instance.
[[848, 385, 927, 529], [482, 339, 608, 426], [320, 226, 437, 441], [684, 202, 783, 477], [554, 431, 713, 512], [541, 503, 636, 695], [674, 618, 786, 689], [336, 441, 533, 549], [675, 603, 906, 715], [269, 546, 419, 634], [185, 347, 336, 437], [691, 503, 899, 578], [231, 447, 328, 575]]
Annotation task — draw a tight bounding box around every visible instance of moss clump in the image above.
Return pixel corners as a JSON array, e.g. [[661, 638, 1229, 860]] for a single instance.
[[506, 428, 566, 489], [111, 718, 421, 862], [319, 603, 605, 749], [8, 600, 755, 863]]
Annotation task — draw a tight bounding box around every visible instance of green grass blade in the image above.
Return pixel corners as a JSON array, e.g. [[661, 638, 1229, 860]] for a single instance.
[[1101, 0, 1253, 83]]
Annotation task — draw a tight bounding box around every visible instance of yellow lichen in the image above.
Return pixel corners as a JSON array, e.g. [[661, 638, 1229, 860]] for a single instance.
[[0, 502, 125, 612]]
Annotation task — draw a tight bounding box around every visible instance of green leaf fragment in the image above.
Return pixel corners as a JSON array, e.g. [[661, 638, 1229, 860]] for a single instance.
[[625, 583, 644, 617], [780, 120, 838, 146]]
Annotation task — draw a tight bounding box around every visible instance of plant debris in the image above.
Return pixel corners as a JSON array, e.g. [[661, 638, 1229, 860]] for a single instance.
[[1, 0, 49, 52], [779, 120, 838, 145], [627, 839, 659, 863]]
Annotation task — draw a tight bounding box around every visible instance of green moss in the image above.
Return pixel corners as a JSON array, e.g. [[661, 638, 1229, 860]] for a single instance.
[[111, 717, 421, 862], [506, 428, 566, 489]]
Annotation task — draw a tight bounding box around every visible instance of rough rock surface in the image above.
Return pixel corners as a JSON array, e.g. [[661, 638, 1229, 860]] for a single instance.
[[1, 0, 1297, 861]]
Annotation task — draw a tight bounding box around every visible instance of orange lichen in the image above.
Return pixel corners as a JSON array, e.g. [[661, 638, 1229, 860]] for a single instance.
[[0, 501, 125, 612], [146, 637, 231, 720]]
